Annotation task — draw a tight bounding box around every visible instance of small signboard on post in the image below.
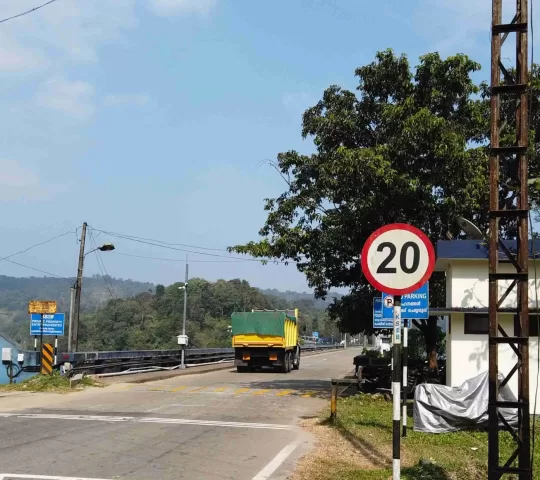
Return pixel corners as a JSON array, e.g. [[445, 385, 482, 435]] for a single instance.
[[28, 300, 57, 315], [30, 313, 65, 336], [382, 282, 429, 320], [373, 297, 392, 328]]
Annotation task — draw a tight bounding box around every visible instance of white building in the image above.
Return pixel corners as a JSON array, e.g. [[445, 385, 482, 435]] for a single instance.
[[360, 332, 391, 353], [436, 239, 540, 414]]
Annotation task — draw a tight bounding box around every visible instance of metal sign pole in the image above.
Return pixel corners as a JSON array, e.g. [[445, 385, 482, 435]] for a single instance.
[[402, 319, 409, 437], [392, 295, 402, 479]]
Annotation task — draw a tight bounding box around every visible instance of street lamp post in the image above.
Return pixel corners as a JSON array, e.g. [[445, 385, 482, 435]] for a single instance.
[[69, 222, 115, 353], [178, 260, 189, 369]]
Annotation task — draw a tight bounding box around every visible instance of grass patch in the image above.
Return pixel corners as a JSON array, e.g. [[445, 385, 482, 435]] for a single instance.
[[0, 371, 100, 393], [293, 394, 540, 480]]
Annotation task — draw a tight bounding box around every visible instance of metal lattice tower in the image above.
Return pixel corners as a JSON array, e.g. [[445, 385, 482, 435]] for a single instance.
[[489, 0, 531, 478]]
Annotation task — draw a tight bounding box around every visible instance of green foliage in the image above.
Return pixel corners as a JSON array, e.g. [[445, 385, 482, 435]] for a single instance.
[[409, 326, 446, 361], [229, 49, 540, 365], [0, 371, 98, 392], [0, 275, 336, 351], [230, 50, 490, 336], [361, 348, 381, 358], [78, 278, 340, 351]]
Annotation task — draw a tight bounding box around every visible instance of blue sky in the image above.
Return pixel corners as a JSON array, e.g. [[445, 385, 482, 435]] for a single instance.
[[0, 0, 532, 292]]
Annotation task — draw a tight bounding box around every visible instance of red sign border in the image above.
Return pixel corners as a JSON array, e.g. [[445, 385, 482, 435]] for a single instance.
[[361, 223, 435, 296]]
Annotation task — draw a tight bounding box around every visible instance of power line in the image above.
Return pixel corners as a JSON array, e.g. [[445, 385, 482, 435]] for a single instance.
[[88, 226, 278, 262], [90, 227, 228, 252], [0, 229, 74, 264], [89, 232, 116, 300], [0, 257, 67, 278], [0, 0, 60, 25], [111, 252, 268, 263]]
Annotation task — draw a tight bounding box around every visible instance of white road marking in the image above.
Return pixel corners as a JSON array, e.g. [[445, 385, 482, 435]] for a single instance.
[[252, 442, 298, 480], [0, 413, 291, 430], [0, 475, 113, 480]]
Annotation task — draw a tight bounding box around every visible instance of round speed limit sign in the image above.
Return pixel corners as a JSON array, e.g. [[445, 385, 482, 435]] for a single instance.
[[361, 223, 435, 295]]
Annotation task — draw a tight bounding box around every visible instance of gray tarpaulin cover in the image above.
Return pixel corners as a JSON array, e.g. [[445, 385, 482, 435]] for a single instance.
[[413, 371, 518, 433]]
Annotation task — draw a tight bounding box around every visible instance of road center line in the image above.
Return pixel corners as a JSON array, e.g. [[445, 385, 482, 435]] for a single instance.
[[0, 413, 291, 430], [252, 442, 298, 480]]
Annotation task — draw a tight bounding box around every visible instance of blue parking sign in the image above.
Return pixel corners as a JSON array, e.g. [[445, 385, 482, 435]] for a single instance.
[[382, 282, 429, 320]]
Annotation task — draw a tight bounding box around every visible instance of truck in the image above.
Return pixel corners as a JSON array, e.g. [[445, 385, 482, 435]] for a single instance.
[[231, 309, 301, 373]]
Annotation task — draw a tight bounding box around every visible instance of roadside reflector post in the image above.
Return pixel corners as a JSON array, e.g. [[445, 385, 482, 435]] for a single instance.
[[41, 343, 54, 375], [330, 383, 338, 422], [392, 296, 402, 479]]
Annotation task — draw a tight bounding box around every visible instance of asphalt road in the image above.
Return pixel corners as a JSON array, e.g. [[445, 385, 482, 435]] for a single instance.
[[0, 348, 356, 480]]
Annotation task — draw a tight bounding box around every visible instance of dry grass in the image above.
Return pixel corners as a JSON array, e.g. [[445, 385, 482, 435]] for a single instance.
[[0, 372, 101, 393]]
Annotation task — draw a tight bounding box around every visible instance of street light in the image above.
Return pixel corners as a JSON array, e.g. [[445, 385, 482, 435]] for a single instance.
[[69, 222, 116, 353], [178, 268, 188, 369]]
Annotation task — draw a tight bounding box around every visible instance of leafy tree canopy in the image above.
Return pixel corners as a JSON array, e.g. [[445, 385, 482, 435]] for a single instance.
[[229, 49, 540, 367]]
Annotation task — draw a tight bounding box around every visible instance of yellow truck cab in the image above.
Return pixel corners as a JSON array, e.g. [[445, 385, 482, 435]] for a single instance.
[[231, 309, 301, 373]]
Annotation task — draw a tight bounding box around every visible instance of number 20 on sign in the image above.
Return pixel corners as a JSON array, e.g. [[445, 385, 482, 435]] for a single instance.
[[361, 223, 435, 296]]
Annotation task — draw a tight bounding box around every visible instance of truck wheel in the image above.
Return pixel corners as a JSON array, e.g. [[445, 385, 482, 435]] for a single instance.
[[237, 366, 248, 373], [287, 353, 292, 373], [281, 353, 290, 373], [293, 352, 300, 370]]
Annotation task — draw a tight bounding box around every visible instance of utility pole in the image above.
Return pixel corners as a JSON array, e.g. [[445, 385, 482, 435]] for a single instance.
[[68, 286, 75, 352], [489, 1, 531, 478], [181, 258, 188, 369], [71, 222, 87, 353]]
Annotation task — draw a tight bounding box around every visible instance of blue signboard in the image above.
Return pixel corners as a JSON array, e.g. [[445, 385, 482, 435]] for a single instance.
[[30, 313, 65, 336], [373, 297, 392, 329], [312, 331, 319, 339], [382, 282, 429, 320]]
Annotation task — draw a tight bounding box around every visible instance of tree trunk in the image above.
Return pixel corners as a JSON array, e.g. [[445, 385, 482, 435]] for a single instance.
[[412, 318, 439, 373], [424, 318, 439, 373]]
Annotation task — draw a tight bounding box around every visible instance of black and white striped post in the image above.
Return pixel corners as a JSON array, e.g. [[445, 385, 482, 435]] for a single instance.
[[360, 223, 436, 480], [402, 319, 409, 437], [392, 296, 402, 479]]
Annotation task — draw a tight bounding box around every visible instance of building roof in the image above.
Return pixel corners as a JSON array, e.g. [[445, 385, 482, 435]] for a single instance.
[[436, 239, 540, 260]]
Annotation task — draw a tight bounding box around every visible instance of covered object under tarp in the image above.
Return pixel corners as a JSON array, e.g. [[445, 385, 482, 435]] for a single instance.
[[413, 371, 519, 433]]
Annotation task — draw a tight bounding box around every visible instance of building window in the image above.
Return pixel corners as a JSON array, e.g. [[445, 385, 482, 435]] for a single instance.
[[513, 315, 539, 337], [465, 313, 539, 336], [464, 314, 489, 334]]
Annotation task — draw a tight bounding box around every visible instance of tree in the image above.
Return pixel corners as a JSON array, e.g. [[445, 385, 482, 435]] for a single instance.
[[230, 49, 500, 371]]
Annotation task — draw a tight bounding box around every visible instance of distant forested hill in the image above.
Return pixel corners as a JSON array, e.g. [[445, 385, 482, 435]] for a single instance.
[[0, 276, 341, 351], [258, 288, 342, 308], [0, 275, 154, 313]]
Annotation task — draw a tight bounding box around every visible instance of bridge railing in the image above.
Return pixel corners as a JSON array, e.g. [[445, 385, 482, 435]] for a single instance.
[[61, 344, 344, 376]]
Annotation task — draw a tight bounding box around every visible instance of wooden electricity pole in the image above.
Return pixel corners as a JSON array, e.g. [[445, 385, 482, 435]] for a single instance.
[[71, 222, 87, 353], [489, 1, 531, 478]]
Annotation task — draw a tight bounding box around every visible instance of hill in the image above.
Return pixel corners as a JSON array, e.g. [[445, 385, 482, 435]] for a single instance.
[[0, 275, 340, 351], [258, 288, 342, 308], [0, 274, 153, 313]]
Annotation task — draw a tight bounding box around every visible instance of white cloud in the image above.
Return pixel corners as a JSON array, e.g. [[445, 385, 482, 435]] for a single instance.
[[35, 77, 95, 121], [148, 0, 218, 16], [0, 159, 67, 202], [103, 93, 151, 107], [0, 0, 139, 72], [415, 0, 539, 56]]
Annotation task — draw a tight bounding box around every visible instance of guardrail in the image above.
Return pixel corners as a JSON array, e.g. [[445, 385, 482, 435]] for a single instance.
[[61, 344, 344, 376]]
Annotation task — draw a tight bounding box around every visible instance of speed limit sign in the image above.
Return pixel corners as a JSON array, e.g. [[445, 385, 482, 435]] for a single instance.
[[361, 223, 435, 295]]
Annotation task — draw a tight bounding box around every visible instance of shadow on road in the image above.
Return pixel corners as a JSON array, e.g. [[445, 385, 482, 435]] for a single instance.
[[242, 378, 359, 400]]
